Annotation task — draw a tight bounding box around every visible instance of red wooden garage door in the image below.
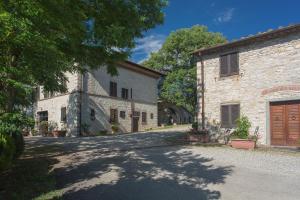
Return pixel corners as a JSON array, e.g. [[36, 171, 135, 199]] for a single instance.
[[270, 100, 300, 146]]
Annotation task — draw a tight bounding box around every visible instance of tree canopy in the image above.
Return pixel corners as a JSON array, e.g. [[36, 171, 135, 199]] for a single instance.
[[143, 25, 227, 114], [0, 0, 167, 112]]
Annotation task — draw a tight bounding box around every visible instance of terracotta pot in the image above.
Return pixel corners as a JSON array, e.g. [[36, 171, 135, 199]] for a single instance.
[[52, 130, 66, 137], [187, 134, 210, 143], [230, 139, 256, 150]]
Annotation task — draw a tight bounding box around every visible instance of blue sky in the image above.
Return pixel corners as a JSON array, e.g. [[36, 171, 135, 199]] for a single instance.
[[131, 0, 300, 63]]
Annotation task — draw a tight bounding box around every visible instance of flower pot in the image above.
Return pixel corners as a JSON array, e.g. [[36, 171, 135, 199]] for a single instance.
[[52, 130, 59, 137], [230, 139, 256, 150], [52, 130, 66, 137], [187, 134, 210, 143]]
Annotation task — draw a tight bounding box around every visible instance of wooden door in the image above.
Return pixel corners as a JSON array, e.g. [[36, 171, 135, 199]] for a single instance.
[[132, 117, 139, 132], [286, 103, 300, 145], [270, 101, 300, 146]]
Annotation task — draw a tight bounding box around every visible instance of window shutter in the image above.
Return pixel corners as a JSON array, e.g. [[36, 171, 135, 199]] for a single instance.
[[221, 105, 230, 127], [142, 112, 147, 123], [230, 53, 238, 74], [110, 82, 113, 96], [61, 107, 67, 122], [114, 83, 117, 97], [230, 104, 240, 126], [220, 55, 228, 76], [110, 82, 117, 97], [110, 109, 118, 123]]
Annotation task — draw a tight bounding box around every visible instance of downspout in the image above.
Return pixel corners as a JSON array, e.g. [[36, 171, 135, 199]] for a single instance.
[[200, 54, 205, 130], [78, 72, 83, 136]]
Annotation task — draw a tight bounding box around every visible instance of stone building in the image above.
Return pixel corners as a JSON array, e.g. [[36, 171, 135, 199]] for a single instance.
[[194, 24, 300, 146], [35, 61, 162, 136]]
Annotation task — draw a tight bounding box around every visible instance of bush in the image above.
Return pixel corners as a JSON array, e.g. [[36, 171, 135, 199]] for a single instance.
[[0, 112, 30, 160], [192, 122, 198, 130], [0, 133, 15, 171], [11, 132, 24, 159], [96, 130, 108, 136], [232, 116, 251, 139], [111, 123, 119, 133]]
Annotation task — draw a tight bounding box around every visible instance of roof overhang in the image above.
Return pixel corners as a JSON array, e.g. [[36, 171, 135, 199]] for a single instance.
[[193, 24, 300, 56], [118, 60, 164, 78]]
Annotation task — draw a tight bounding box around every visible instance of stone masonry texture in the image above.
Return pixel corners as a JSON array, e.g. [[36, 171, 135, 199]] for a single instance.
[[36, 65, 159, 136], [197, 32, 300, 145]]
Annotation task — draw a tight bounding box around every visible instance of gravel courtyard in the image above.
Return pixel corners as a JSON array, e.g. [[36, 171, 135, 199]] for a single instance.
[[25, 127, 300, 200]]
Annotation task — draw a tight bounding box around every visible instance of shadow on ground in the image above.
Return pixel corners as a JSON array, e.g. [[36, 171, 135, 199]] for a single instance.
[[13, 130, 234, 200], [59, 146, 233, 200]]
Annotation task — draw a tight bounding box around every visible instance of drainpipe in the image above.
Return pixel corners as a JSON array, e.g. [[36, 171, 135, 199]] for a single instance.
[[200, 54, 205, 130], [78, 72, 83, 136]]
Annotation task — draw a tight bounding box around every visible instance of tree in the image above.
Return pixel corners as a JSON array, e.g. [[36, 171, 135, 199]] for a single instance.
[[0, 0, 167, 112], [143, 25, 227, 114]]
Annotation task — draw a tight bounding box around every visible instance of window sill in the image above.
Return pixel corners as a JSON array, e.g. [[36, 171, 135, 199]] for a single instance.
[[218, 74, 240, 81]]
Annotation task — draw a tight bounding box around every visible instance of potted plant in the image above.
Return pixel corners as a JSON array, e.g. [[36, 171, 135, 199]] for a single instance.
[[81, 123, 90, 136], [230, 116, 256, 150], [111, 123, 119, 134], [187, 122, 210, 143], [48, 121, 59, 137], [39, 121, 49, 136], [56, 123, 67, 137]]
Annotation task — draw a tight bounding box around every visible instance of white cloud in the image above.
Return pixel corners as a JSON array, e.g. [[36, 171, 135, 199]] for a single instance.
[[134, 34, 165, 59], [215, 8, 235, 23]]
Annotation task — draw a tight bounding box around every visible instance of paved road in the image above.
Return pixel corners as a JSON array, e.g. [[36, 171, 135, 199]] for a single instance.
[[25, 126, 300, 200]]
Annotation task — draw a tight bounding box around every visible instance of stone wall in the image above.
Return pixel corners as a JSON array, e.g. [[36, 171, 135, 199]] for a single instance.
[[197, 32, 300, 145], [81, 64, 159, 133], [83, 65, 158, 103], [81, 95, 157, 133], [35, 64, 159, 136], [36, 72, 80, 136]]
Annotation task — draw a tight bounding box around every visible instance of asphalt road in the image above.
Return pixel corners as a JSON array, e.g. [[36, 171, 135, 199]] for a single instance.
[[25, 126, 300, 200]]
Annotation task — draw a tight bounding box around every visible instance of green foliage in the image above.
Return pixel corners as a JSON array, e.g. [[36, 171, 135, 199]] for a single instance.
[[0, 0, 166, 112], [39, 121, 49, 136], [143, 25, 226, 114], [48, 121, 58, 132], [96, 130, 108, 136], [81, 123, 90, 133], [192, 122, 198, 130], [233, 116, 252, 139], [0, 112, 30, 164], [161, 68, 196, 112], [0, 133, 15, 171], [111, 123, 119, 133]]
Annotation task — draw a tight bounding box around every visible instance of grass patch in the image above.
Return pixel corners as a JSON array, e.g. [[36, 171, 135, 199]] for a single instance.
[[0, 145, 63, 200]]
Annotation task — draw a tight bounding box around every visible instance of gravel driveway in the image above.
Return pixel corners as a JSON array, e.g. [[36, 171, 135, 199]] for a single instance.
[[25, 126, 300, 200]]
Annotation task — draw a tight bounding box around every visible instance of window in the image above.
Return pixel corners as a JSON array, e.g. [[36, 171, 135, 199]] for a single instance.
[[37, 111, 48, 122], [62, 79, 67, 91], [120, 111, 126, 119], [150, 113, 154, 119], [43, 90, 49, 99], [50, 91, 55, 98], [90, 108, 95, 121], [121, 88, 128, 99], [110, 81, 117, 97], [110, 109, 118, 123], [221, 104, 240, 128], [142, 112, 147, 124], [61, 107, 67, 122], [220, 52, 239, 77], [43, 90, 54, 99], [130, 88, 133, 99]]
